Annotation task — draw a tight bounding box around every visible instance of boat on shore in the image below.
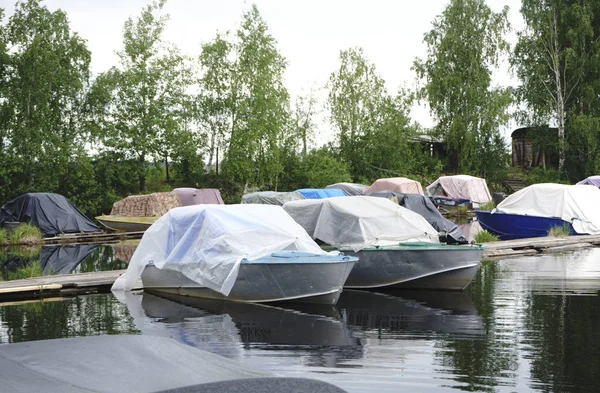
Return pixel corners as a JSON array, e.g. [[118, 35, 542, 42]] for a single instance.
[[95, 215, 157, 232], [426, 175, 492, 209], [96, 192, 181, 232], [112, 204, 357, 304], [476, 183, 600, 240], [283, 196, 482, 291]]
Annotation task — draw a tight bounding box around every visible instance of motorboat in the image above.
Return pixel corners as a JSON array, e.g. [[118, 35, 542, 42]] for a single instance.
[[241, 190, 305, 205], [95, 215, 157, 232], [364, 177, 424, 195], [475, 183, 600, 240], [365, 191, 468, 244], [96, 192, 181, 232], [426, 175, 492, 209], [283, 196, 482, 291], [111, 204, 357, 304]]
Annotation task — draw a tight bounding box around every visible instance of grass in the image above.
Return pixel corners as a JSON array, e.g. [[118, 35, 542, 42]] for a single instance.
[[2, 224, 43, 245], [446, 205, 470, 219], [548, 224, 571, 237], [474, 230, 499, 243], [478, 201, 496, 211]]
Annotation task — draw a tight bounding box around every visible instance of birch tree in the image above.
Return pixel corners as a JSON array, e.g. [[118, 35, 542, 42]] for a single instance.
[[414, 0, 511, 178]]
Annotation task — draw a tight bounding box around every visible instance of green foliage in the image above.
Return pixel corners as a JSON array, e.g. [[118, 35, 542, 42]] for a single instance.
[[474, 230, 499, 243], [524, 168, 565, 186], [478, 201, 496, 211], [302, 148, 352, 188], [90, 0, 193, 192], [413, 0, 511, 183], [0, 228, 7, 244], [446, 206, 471, 219], [0, 0, 92, 203], [548, 224, 570, 237]]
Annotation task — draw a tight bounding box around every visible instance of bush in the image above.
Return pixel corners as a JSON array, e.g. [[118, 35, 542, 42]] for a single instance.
[[474, 230, 499, 243], [525, 167, 565, 186], [0, 228, 7, 244]]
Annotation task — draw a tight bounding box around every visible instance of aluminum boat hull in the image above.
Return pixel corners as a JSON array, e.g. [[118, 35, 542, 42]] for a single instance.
[[141, 254, 357, 305], [341, 243, 482, 290]]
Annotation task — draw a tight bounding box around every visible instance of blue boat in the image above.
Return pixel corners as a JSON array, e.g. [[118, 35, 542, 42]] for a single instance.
[[475, 210, 576, 240]]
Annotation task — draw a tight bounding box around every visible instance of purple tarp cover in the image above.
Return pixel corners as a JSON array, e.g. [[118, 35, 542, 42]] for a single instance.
[[173, 188, 224, 206], [577, 176, 600, 187]]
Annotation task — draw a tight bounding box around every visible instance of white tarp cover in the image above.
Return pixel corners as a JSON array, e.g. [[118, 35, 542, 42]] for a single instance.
[[426, 175, 492, 204], [325, 183, 369, 196], [241, 191, 305, 205], [112, 204, 326, 296], [364, 177, 425, 195], [283, 196, 439, 252], [493, 183, 600, 235]]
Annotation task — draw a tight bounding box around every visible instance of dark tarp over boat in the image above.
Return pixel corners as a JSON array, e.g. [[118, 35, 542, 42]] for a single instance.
[[366, 191, 468, 244], [0, 193, 99, 236], [173, 188, 224, 206]]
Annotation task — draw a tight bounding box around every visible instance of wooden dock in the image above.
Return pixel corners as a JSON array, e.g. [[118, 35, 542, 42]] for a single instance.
[[0, 270, 127, 302], [482, 234, 600, 258]]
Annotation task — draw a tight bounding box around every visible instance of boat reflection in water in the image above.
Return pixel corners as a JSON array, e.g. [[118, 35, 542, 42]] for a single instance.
[[121, 291, 362, 367], [337, 289, 485, 337]]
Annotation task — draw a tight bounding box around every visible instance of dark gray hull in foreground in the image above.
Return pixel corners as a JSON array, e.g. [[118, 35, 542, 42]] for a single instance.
[[342, 243, 483, 290], [141, 258, 356, 304]]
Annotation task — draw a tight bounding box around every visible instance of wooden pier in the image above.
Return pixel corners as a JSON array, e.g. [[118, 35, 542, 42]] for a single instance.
[[0, 270, 127, 302], [482, 234, 600, 258]]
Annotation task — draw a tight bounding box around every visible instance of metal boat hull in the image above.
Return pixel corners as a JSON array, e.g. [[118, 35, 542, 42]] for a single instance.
[[96, 215, 157, 232], [341, 243, 482, 290], [475, 210, 576, 240], [141, 257, 356, 304]]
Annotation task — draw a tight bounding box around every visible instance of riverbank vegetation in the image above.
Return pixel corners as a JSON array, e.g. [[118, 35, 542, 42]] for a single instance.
[[0, 225, 43, 246], [2, 0, 600, 216]]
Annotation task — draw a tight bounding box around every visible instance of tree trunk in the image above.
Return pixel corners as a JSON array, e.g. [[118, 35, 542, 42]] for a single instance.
[[139, 156, 146, 192], [165, 154, 170, 183]]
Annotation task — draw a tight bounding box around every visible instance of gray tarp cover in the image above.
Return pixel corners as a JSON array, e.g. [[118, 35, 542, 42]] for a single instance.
[[325, 183, 368, 196], [0, 193, 99, 236], [366, 191, 468, 244], [0, 335, 272, 393], [241, 191, 306, 205]]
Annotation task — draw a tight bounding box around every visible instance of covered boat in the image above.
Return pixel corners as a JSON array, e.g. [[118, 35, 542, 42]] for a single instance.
[[283, 196, 482, 290], [366, 191, 468, 244], [96, 192, 181, 232], [577, 176, 600, 187], [325, 183, 369, 196], [364, 177, 425, 195], [476, 183, 600, 240], [426, 175, 492, 208], [111, 204, 357, 304], [0, 193, 99, 236], [173, 188, 224, 206], [295, 188, 346, 199], [241, 191, 305, 205]]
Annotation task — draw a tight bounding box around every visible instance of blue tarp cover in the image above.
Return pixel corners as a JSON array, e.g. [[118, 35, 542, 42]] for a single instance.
[[295, 189, 346, 199]]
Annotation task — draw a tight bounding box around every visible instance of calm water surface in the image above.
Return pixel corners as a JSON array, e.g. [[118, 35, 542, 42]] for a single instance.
[[1, 247, 600, 392]]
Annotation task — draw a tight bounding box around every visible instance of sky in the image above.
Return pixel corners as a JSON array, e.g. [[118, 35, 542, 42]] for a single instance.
[[1, 0, 525, 144]]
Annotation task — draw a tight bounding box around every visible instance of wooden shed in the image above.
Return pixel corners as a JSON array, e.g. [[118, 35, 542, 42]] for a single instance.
[[511, 127, 559, 169]]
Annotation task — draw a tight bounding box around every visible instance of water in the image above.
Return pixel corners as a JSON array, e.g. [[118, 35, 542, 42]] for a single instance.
[[1, 248, 600, 392]]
